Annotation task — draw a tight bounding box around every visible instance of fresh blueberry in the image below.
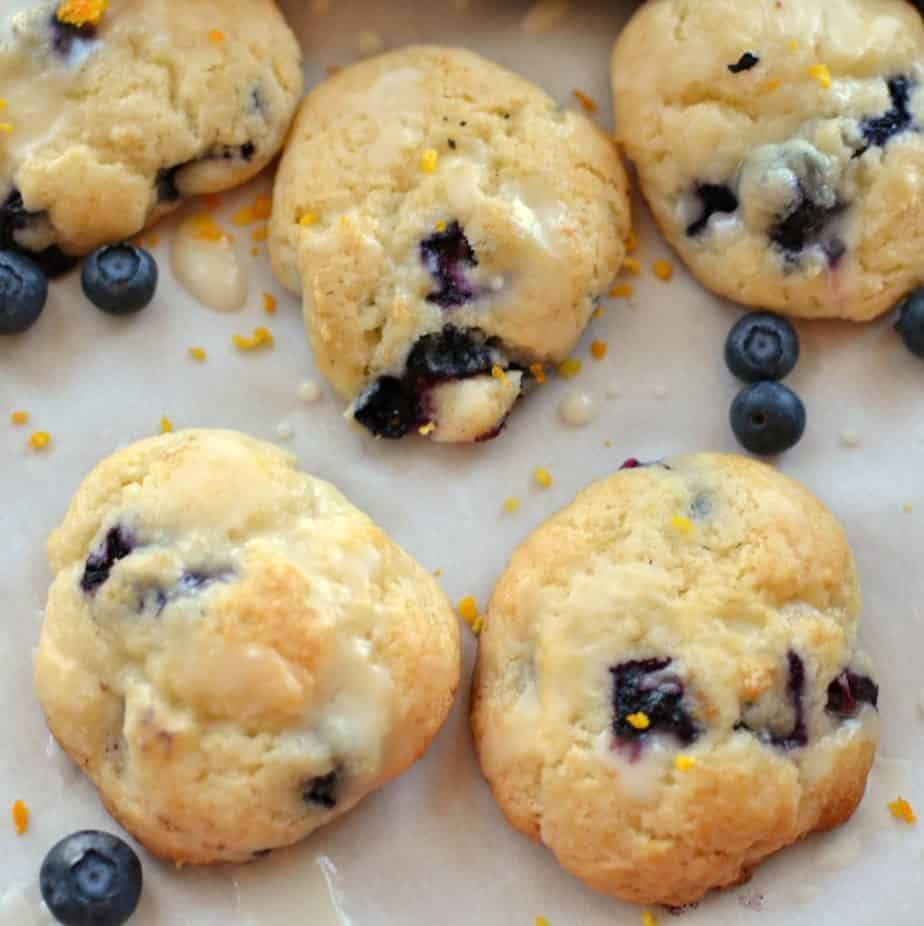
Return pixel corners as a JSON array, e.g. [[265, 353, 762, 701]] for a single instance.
[[420, 221, 478, 307], [352, 376, 421, 439], [895, 287, 924, 359], [860, 76, 914, 150], [81, 527, 135, 595], [730, 382, 806, 456], [738, 651, 808, 750], [40, 830, 142, 926], [405, 325, 498, 381], [610, 658, 699, 754], [686, 183, 739, 237], [82, 245, 158, 316], [0, 250, 48, 334], [302, 769, 340, 810], [826, 670, 879, 719], [725, 312, 800, 383]]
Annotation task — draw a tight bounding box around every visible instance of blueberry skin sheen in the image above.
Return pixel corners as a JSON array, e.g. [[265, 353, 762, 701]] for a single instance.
[[895, 287, 924, 359], [0, 250, 48, 334], [82, 245, 158, 316], [725, 311, 800, 383], [40, 830, 142, 926], [730, 381, 806, 456]]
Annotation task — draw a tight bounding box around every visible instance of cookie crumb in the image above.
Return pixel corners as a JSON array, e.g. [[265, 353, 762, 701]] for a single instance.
[[888, 797, 916, 824], [590, 340, 608, 360], [503, 497, 521, 514], [609, 283, 634, 299], [160, 417, 174, 434], [809, 63, 832, 89], [10, 411, 29, 426], [298, 380, 322, 403], [572, 89, 598, 113], [421, 148, 439, 173], [28, 431, 51, 451], [56, 0, 107, 27], [188, 347, 207, 363], [838, 428, 861, 448], [627, 712, 651, 731], [276, 421, 294, 441], [263, 293, 277, 315], [652, 260, 674, 282], [457, 596, 483, 635], [674, 755, 696, 772], [534, 467, 553, 489], [557, 358, 582, 379], [530, 363, 547, 384], [11, 800, 29, 835], [233, 327, 274, 351]]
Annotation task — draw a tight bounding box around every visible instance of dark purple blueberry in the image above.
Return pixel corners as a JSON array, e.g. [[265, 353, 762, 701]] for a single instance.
[[0, 250, 47, 335], [302, 769, 340, 810], [769, 193, 843, 256], [728, 52, 760, 74], [0, 189, 79, 278], [861, 77, 914, 149], [81, 527, 135, 595], [619, 458, 671, 471], [49, 14, 97, 59], [686, 183, 739, 237], [420, 221, 478, 307], [610, 658, 699, 752], [405, 325, 497, 381], [725, 311, 800, 383], [738, 650, 808, 750], [353, 376, 421, 440], [730, 381, 806, 456], [896, 287, 924, 359], [82, 244, 158, 315], [826, 670, 879, 719], [40, 830, 142, 926]]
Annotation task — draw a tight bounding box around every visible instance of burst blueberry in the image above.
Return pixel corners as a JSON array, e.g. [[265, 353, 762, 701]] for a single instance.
[[40, 830, 142, 926], [730, 381, 806, 456], [303, 769, 340, 810], [826, 670, 879, 719], [420, 221, 478, 307], [895, 287, 924, 359], [725, 312, 800, 383], [405, 325, 498, 381], [610, 658, 698, 751], [860, 76, 914, 150], [81, 527, 135, 595], [82, 244, 158, 315], [353, 376, 421, 439], [737, 651, 808, 750], [686, 183, 739, 237], [0, 250, 48, 335]]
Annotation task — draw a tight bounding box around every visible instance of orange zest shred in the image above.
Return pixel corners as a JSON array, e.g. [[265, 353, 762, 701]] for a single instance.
[[491, 364, 510, 386], [572, 89, 598, 113], [250, 246, 260, 257], [421, 148, 439, 173], [56, 0, 107, 27], [233, 327, 274, 351], [262, 293, 277, 315], [160, 417, 174, 434], [675, 755, 696, 772], [188, 347, 207, 363], [208, 28, 225, 44], [641, 912, 659, 926], [590, 340, 608, 361], [626, 712, 651, 731], [28, 431, 51, 451], [457, 596, 484, 635], [621, 256, 641, 276], [503, 496, 521, 514], [888, 797, 917, 824], [534, 467, 553, 489], [252, 195, 272, 220], [557, 358, 583, 379], [251, 225, 269, 243], [809, 63, 832, 89], [204, 193, 222, 212], [529, 363, 546, 384], [11, 800, 29, 835], [10, 411, 29, 426], [671, 515, 694, 535], [609, 283, 634, 299], [762, 77, 782, 94], [299, 211, 319, 227], [0, 123, 14, 134], [536, 918, 551, 926], [652, 260, 674, 282], [189, 213, 226, 242], [625, 229, 639, 253]]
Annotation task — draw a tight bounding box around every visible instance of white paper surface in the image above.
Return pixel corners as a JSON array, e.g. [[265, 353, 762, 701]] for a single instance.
[[2, 1, 923, 923]]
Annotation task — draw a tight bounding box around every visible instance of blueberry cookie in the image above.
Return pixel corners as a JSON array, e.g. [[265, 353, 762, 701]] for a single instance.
[[34, 430, 460, 864], [269, 46, 630, 442], [612, 0, 924, 321], [0, 0, 302, 273], [472, 454, 878, 906]]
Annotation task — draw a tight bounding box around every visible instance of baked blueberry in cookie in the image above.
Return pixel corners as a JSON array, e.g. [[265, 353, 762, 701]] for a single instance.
[[35, 430, 460, 864], [0, 0, 301, 264], [269, 45, 630, 443], [612, 0, 924, 320], [473, 453, 878, 906]]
